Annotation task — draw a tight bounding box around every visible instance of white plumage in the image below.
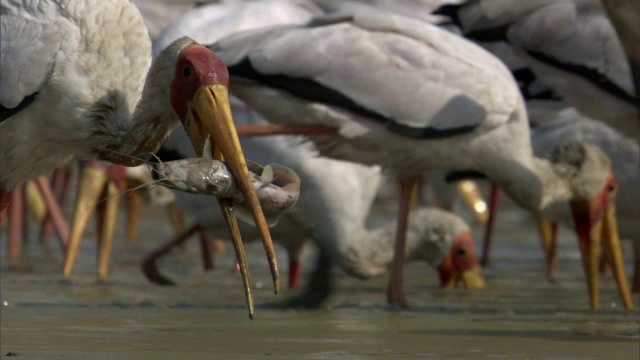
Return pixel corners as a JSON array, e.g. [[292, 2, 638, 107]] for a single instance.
[[210, 10, 627, 308], [435, 0, 639, 139], [153, 0, 322, 57], [0, 0, 282, 307], [1, 0, 151, 187]]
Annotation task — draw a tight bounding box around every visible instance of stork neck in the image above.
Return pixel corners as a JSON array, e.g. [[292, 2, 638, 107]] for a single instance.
[[336, 220, 432, 279], [489, 157, 572, 212], [91, 95, 176, 166]]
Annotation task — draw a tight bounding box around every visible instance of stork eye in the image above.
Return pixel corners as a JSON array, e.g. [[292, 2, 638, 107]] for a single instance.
[[183, 66, 193, 77]]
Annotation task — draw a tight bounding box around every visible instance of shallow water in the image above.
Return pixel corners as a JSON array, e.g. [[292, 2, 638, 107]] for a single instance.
[[1, 193, 639, 359]]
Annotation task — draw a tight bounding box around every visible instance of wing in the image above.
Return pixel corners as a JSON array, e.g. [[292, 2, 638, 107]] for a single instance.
[[507, 1, 635, 100], [153, 0, 321, 57], [213, 12, 519, 139], [444, 0, 635, 102], [0, 0, 79, 119]]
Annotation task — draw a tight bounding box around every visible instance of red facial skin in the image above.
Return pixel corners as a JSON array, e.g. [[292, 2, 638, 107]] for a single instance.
[[571, 172, 616, 249], [170, 44, 230, 122], [438, 232, 480, 287]]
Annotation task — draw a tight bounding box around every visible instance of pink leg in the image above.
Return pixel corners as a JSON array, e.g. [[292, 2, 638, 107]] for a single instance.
[[8, 187, 24, 259], [33, 177, 69, 250], [480, 184, 501, 266], [387, 177, 419, 307], [40, 169, 71, 244]]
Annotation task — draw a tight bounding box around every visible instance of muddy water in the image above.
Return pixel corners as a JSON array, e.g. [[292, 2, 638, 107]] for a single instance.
[[1, 194, 639, 359]]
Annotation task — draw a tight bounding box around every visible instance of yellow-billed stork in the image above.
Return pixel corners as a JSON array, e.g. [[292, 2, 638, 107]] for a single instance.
[[0, 0, 280, 308], [530, 102, 640, 293], [209, 10, 631, 309]]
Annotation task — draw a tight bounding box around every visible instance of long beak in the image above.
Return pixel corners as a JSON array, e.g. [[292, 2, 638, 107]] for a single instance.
[[457, 180, 488, 225], [439, 233, 486, 289], [535, 213, 558, 278], [183, 85, 280, 295], [570, 173, 633, 310]]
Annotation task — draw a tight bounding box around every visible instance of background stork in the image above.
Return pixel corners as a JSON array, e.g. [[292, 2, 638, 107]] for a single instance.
[[529, 103, 640, 292], [433, 0, 640, 140], [209, 10, 632, 309]]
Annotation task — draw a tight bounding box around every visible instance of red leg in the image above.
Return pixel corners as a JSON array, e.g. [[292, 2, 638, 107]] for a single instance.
[[0, 188, 10, 225], [289, 259, 302, 289], [480, 184, 500, 266], [196, 225, 214, 272], [387, 177, 419, 307]]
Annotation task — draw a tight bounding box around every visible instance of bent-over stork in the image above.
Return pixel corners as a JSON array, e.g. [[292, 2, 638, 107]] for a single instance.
[[210, 11, 632, 309], [530, 103, 640, 292], [0, 0, 280, 314]]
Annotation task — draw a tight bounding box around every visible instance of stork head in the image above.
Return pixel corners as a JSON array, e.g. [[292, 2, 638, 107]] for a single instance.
[[154, 37, 280, 300], [437, 231, 485, 289], [409, 207, 485, 289], [551, 142, 628, 309]]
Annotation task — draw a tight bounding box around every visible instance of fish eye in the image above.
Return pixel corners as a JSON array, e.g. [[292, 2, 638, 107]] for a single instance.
[[456, 248, 467, 256], [183, 66, 192, 77]]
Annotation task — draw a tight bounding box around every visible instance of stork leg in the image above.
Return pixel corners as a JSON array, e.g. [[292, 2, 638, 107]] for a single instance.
[[387, 177, 420, 307], [125, 186, 143, 243], [535, 213, 558, 278], [235, 124, 337, 137], [166, 202, 186, 235], [8, 187, 25, 259], [33, 177, 69, 250], [0, 189, 11, 224], [286, 241, 308, 289], [96, 181, 121, 280], [40, 168, 72, 244], [284, 245, 333, 308], [632, 242, 640, 293], [142, 223, 215, 285], [62, 165, 108, 277], [288, 258, 302, 290], [480, 184, 501, 266]]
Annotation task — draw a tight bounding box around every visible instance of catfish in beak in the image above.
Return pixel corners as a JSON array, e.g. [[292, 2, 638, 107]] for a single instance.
[[170, 42, 280, 318]]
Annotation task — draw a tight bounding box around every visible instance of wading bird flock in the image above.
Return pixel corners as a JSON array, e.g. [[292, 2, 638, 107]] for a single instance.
[[0, 0, 637, 317]]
